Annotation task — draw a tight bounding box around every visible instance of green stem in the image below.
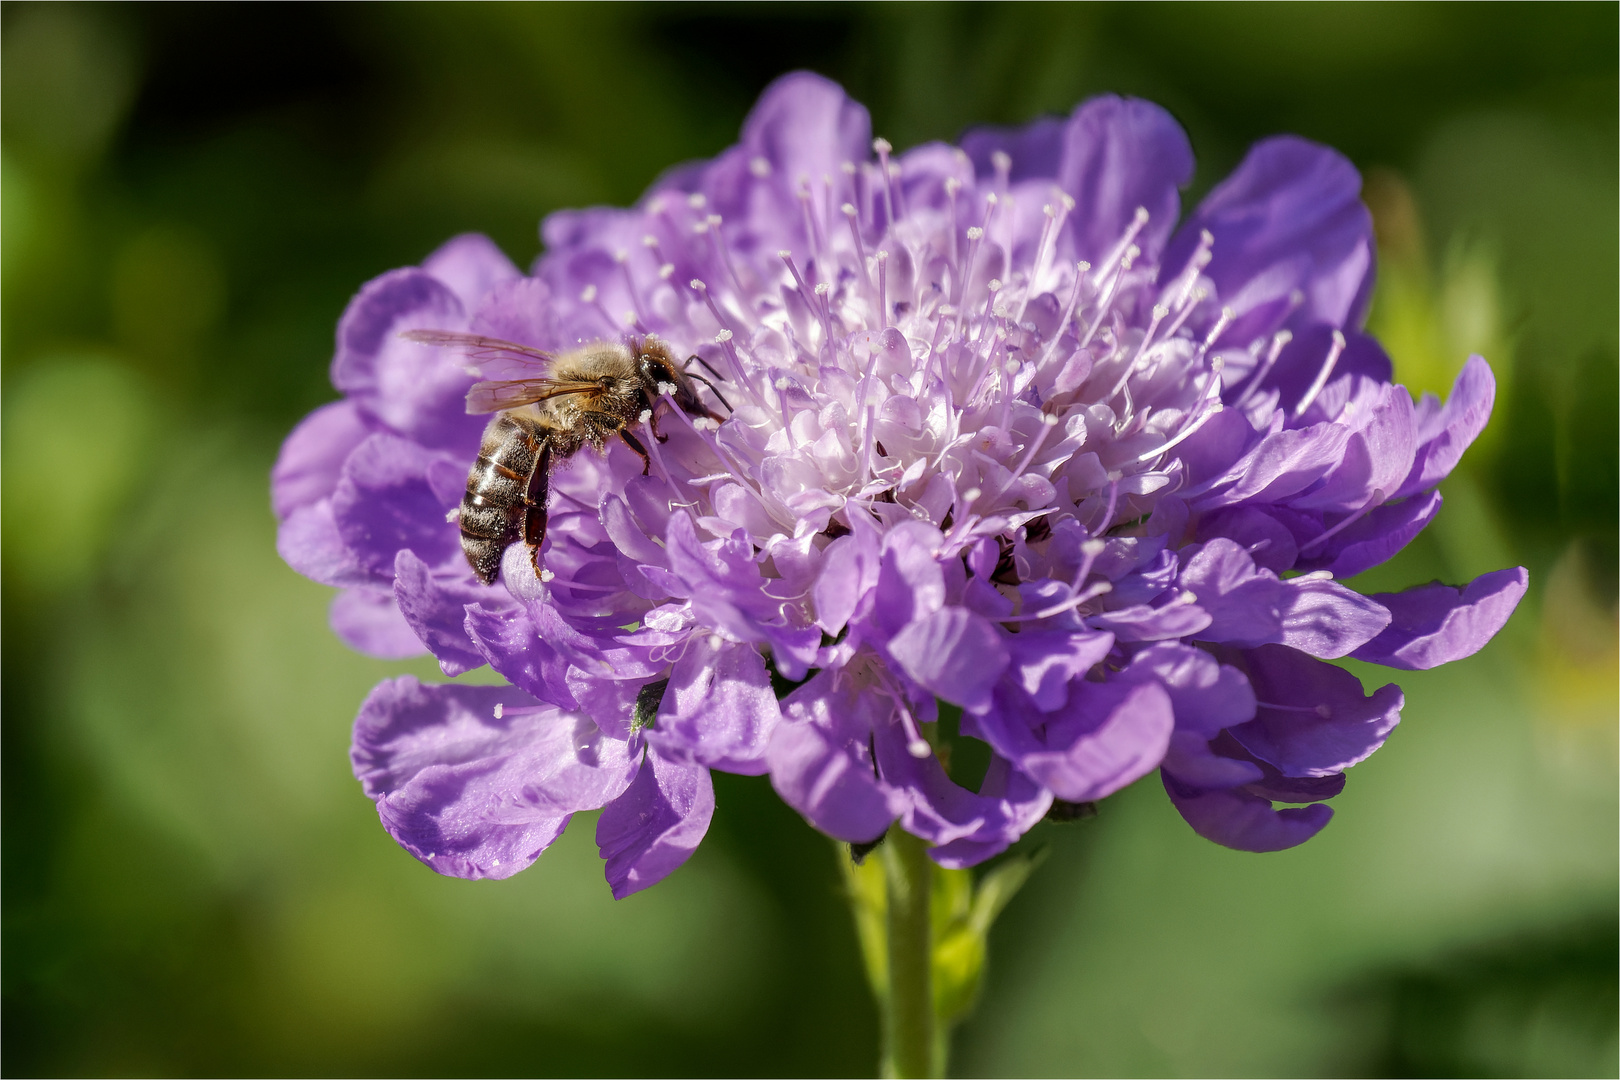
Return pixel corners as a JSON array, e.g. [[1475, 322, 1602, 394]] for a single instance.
[[882, 827, 940, 1078]]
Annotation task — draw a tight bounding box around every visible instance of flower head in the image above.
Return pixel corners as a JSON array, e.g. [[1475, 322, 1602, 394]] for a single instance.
[[275, 73, 1526, 895]]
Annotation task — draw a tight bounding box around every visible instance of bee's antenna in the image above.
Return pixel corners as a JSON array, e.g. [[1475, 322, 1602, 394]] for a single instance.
[[686, 372, 733, 415], [686, 354, 729, 387]]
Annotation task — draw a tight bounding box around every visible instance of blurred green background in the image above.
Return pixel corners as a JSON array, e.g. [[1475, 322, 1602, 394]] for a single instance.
[[3, 3, 1615, 1076]]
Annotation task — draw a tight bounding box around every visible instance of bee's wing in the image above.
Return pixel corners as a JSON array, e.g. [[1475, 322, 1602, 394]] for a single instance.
[[400, 329, 557, 382], [466, 378, 606, 415]]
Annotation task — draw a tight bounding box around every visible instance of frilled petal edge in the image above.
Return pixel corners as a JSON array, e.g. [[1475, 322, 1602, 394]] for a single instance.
[[352, 676, 637, 880], [1351, 566, 1528, 670], [596, 750, 714, 899]]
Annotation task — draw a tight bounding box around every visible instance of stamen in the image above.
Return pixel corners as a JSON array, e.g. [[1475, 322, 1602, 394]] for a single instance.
[[1070, 537, 1106, 591], [876, 249, 889, 329], [1292, 329, 1346, 419], [841, 203, 873, 296], [1197, 306, 1236, 359], [1019, 190, 1075, 321], [955, 224, 986, 306], [615, 250, 648, 326], [991, 149, 1011, 191], [814, 281, 836, 352], [1079, 245, 1137, 349], [998, 579, 1114, 624], [710, 328, 762, 408], [1232, 329, 1292, 409], [1128, 400, 1223, 465], [706, 214, 749, 300], [1157, 284, 1207, 343], [873, 137, 897, 226], [1037, 262, 1091, 369], [993, 413, 1062, 500], [1092, 478, 1120, 536], [1102, 302, 1170, 404], [1300, 487, 1385, 553], [493, 702, 553, 720], [798, 184, 825, 268], [1092, 206, 1150, 284], [779, 250, 824, 331]]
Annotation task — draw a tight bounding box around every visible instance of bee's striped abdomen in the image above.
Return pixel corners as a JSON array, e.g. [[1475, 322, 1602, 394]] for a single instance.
[[461, 413, 548, 584]]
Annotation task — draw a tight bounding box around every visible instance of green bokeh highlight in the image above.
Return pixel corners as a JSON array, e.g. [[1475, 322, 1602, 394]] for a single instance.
[[3, 4, 1614, 1076]]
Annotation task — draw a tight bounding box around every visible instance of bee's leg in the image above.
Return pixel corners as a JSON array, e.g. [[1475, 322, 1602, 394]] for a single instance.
[[522, 441, 551, 571], [620, 429, 652, 475]]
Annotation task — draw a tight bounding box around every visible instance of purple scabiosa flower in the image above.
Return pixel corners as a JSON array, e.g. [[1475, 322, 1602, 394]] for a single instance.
[[275, 73, 1526, 896]]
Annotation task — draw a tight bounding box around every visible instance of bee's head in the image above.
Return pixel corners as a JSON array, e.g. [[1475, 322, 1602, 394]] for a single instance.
[[635, 340, 711, 417]]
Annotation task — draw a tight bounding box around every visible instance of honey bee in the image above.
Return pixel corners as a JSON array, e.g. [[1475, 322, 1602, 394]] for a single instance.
[[403, 330, 727, 584]]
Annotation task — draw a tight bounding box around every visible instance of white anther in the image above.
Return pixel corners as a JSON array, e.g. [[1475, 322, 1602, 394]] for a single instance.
[[750, 156, 772, 177], [1042, 413, 1059, 427], [815, 282, 830, 295], [1152, 303, 1170, 319], [842, 202, 858, 217], [887, 163, 902, 178], [444, 507, 460, 523], [539, 569, 554, 582], [715, 329, 733, 343], [873, 137, 893, 155], [945, 178, 961, 195], [1081, 539, 1106, 556], [841, 161, 857, 175], [1076, 261, 1091, 273], [638, 409, 653, 423], [657, 382, 677, 396], [642, 234, 658, 248], [876, 249, 889, 262], [1059, 193, 1075, 211], [1133, 206, 1150, 224], [966, 226, 984, 240], [774, 377, 791, 390], [688, 192, 707, 209], [493, 704, 504, 719], [1044, 204, 1055, 218], [962, 487, 982, 503], [690, 278, 706, 291], [1294, 329, 1348, 419], [777, 249, 793, 260], [580, 284, 597, 303], [987, 278, 1002, 292], [991, 150, 1011, 172], [613, 249, 629, 263], [658, 263, 675, 279], [622, 310, 637, 325], [908, 739, 932, 759]]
